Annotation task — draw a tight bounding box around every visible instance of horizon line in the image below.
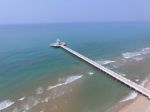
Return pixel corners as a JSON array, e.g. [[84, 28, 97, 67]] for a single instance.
[[0, 20, 150, 26]]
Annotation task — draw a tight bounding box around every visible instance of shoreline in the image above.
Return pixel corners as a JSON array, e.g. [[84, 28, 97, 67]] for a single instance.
[[107, 75, 150, 112]]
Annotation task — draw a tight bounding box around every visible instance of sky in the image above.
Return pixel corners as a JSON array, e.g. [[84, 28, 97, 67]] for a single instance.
[[0, 0, 150, 24]]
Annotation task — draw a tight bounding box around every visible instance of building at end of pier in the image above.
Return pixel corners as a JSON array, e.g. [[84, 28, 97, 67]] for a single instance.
[[50, 38, 66, 47]]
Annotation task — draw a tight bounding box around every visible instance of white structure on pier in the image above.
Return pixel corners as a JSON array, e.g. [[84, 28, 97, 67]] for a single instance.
[[51, 40, 150, 99], [50, 38, 66, 47]]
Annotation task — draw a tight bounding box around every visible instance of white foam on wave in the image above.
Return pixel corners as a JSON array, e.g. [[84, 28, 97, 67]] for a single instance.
[[133, 57, 144, 61], [120, 73, 127, 77], [22, 104, 30, 111], [122, 47, 150, 61], [135, 79, 140, 82], [97, 60, 122, 69], [41, 97, 50, 103], [36, 87, 44, 95], [65, 75, 83, 85], [122, 52, 142, 59], [142, 47, 150, 54], [0, 100, 14, 111], [97, 60, 115, 65], [21, 97, 40, 111], [12, 97, 40, 112], [47, 75, 83, 91], [120, 91, 138, 102], [88, 72, 94, 76], [18, 97, 25, 101], [47, 83, 63, 90]]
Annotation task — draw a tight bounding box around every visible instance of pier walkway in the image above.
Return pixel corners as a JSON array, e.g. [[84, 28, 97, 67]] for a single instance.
[[51, 40, 150, 99]]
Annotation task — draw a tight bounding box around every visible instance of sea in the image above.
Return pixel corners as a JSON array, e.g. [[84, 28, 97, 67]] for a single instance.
[[0, 22, 150, 112]]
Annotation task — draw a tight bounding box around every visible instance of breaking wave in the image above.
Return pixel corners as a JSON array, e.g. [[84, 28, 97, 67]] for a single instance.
[[18, 97, 25, 101], [96, 59, 122, 69], [122, 47, 150, 61], [120, 91, 138, 102], [122, 52, 142, 59], [0, 100, 14, 111], [88, 72, 94, 76], [97, 60, 115, 65], [47, 75, 83, 90]]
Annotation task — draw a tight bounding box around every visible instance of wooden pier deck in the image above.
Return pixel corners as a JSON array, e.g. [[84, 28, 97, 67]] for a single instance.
[[52, 42, 150, 99]]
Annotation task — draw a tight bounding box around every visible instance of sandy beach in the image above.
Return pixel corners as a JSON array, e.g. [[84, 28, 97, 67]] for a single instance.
[[108, 76, 150, 112]]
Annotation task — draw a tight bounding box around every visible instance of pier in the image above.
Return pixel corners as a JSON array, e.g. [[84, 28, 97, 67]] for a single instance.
[[51, 39, 150, 99]]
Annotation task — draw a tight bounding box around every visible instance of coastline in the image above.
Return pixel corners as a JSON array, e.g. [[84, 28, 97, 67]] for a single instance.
[[107, 75, 150, 112]]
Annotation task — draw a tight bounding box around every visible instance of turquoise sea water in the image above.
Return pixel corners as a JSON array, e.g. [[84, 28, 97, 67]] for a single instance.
[[0, 22, 150, 112]]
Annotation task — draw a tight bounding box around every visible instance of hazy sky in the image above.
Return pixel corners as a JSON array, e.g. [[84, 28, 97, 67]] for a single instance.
[[0, 0, 150, 24]]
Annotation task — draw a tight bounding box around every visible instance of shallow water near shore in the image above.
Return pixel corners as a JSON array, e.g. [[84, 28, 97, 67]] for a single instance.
[[0, 22, 150, 112]]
